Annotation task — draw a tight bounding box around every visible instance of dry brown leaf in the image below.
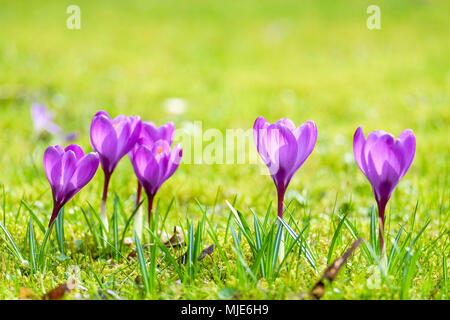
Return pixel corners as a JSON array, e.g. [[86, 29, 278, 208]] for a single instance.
[[163, 226, 184, 248], [198, 244, 216, 261], [127, 249, 137, 260], [310, 238, 362, 300], [124, 237, 133, 247], [43, 280, 77, 300], [19, 287, 38, 300]]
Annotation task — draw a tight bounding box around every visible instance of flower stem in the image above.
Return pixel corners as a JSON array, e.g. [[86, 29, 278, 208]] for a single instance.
[[135, 181, 142, 208], [48, 204, 60, 229], [377, 201, 386, 255], [277, 188, 286, 220], [276, 188, 286, 263], [133, 181, 143, 239], [147, 193, 155, 228], [100, 172, 111, 233]]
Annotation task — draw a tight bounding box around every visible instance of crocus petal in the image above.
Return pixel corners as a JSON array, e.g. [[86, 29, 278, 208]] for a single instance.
[[31, 104, 62, 135], [152, 140, 171, 157], [161, 122, 175, 145], [367, 154, 400, 205], [397, 129, 416, 178], [353, 126, 367, 175], [46, 122, 62, 135], [43, 146, 63, 187], [266, 123, 298, 189], [143, 156, 165, 194], [253, 117, 270, 164], [115, 120, 132, 158], [94, 110, 111, 119], [65, 144, 85, 161], [294, 120, 317, 168], [368, 135, 402, 176], [277, 118, 296, 131], [131, 141, 182, 197], [90, 114, 118, 172], [141, 121, 175, 146], [59, 150, 78, 201], [70, 153, 100, 189], [132, 146, 153, 180], [133, 146, 159, 194], [141, 122, 158, 144], [128, 116, 142, 151], [165, 143, 183, 180]]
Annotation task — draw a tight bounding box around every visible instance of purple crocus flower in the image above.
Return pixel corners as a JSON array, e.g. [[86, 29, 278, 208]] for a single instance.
[[128, 121, 175, 163], [353, 127, 416, 253], [90, 111, 142, 231], [130, 140, 182, 225], [253, 117, 317, 219], [43, 145, 99, 228], [31, 103, 62, 136], [128, 121, 175, 237], [31, 103, 78, 142]]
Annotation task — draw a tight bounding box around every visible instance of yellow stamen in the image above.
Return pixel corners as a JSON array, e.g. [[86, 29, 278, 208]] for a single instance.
[[158, 146, 162, 154]]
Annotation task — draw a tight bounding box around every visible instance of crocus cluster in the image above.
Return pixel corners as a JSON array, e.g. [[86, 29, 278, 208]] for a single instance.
[[89, 111, 182, 234], [41, 110, 416, 257], [42, 110, 182, 234]]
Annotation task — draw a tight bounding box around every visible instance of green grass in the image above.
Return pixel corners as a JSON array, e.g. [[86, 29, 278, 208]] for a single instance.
[[0, 0, 448, 299]]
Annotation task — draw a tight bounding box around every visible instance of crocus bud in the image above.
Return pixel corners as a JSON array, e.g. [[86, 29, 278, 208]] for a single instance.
[[131, 140, 182, 224], [43, 144, 99, 228], [253, 117, 317, 219], [128, 121, 175, 238], [353, 126, 416, 252], [90, 111, 142, 177], [90, 110, 142, 232]]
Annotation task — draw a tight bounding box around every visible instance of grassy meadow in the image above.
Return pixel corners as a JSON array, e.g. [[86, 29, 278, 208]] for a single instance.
[[0, 0, 448, 299]]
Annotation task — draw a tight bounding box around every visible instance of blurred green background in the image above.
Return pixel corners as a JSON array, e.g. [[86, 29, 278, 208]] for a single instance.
[[0, 0, 448, 299], [0, 0, 448, 209]]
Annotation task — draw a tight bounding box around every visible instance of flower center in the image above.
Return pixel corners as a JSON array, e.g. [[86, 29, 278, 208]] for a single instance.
[[158, 146, 162, 154]]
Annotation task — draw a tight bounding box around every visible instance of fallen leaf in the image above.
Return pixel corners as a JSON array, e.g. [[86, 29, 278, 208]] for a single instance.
[[134, 275, 143, 286], [127, 250, 137, 260], [310, 238, 362, 300], [43, 280, 77, 300], [19, 287, 37, 300], [163, 226, 184, 248], [198, 244, 216, 261]]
